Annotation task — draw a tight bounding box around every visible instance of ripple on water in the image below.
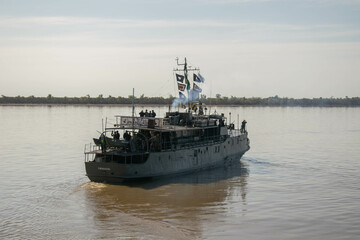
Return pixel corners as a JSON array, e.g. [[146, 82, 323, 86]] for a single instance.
[[1, 106, 360, 240]]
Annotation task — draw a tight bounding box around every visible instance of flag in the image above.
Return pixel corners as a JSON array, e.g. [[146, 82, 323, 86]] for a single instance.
[[198, 73, 205, 83], [176, 74, 184, 83], [180, 102, 187, 109], [179, 92, 186, 100], [178, 83, 186, 91], [191, 103, 198, 112], [179, 92, 187, 109], [189, 89, 199, 101], [185, 72, 191, 90], [193, 83, 202, 92], [193, 73, 201, 83]]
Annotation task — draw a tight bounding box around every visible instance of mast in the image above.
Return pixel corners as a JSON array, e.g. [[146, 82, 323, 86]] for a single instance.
[[132, 88, 135, 132], [184, 58, 190, 110], [174, 57, 199, 76]]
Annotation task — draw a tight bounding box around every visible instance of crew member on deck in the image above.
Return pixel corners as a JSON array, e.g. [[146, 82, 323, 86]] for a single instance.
[[151, 110, 156, 118], [99, 133, 106, 153], [123, 131, 131, 141], [111, 130, 120, 140], [219, 119, 224, 127], [139, 110, 145, 117], [241, 120, 247, 133]]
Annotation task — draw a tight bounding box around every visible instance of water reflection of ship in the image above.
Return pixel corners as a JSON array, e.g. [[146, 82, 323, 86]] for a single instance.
[[82, 162, 249, 239]]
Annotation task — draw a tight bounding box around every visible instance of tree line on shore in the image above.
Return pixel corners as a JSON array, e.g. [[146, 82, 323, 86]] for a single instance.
[[1, 94, 359, 107]]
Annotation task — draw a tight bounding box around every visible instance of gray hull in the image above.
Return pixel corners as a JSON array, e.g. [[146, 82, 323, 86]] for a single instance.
[[85, 134, 250, 183]]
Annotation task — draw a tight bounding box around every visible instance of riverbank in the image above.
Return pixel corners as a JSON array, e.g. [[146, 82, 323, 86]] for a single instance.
[[1, 95, 359, 107], [1, 103, 359, 108]]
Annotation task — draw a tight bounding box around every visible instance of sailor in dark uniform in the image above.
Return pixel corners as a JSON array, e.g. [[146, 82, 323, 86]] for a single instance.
[[144, 109, 149, 117], [139, 110, 145, 117], [123, 131, 131, 141], [115, 131, 120, 140], [241, 120, 247, 133], [151, 110, 156, 118]]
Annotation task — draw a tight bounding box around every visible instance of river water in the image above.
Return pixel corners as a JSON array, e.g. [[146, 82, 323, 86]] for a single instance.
[[0, 105, 359, 240]]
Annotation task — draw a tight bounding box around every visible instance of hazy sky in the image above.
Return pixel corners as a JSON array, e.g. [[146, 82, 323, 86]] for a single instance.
[[0, 0, 359, 98]]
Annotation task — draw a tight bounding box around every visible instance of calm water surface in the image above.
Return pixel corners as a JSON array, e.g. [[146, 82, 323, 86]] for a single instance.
[[0, 105, 359, 240]]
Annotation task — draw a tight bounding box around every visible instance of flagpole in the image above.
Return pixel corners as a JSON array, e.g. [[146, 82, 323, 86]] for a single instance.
[[184, 57, 190, 111]]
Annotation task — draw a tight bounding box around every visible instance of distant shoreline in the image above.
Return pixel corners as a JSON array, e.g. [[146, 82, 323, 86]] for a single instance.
[[1, 95, 359, 107], [1, 103, 359, 108]]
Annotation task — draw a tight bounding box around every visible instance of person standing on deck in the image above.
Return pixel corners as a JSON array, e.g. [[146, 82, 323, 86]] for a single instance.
[[139, 110, 145, 117], [151, 110, 156, 118], [123, 131, 131, 141], [99, 133, 106, 153], [241, 120, 247, 133]]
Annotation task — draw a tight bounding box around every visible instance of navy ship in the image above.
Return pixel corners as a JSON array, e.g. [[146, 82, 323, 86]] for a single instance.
[[84, 58, 250, 183]]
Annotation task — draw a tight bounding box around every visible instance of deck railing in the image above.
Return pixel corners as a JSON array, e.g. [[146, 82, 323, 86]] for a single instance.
[[84, 143, 100, 162]]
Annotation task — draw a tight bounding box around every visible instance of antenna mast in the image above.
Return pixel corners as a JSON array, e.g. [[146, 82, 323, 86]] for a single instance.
[[132, 88, 135, 132], [174, 57, 199, 72]]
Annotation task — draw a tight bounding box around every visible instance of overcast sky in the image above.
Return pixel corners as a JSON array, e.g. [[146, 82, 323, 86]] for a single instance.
[[0, 0, 359, 98]]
